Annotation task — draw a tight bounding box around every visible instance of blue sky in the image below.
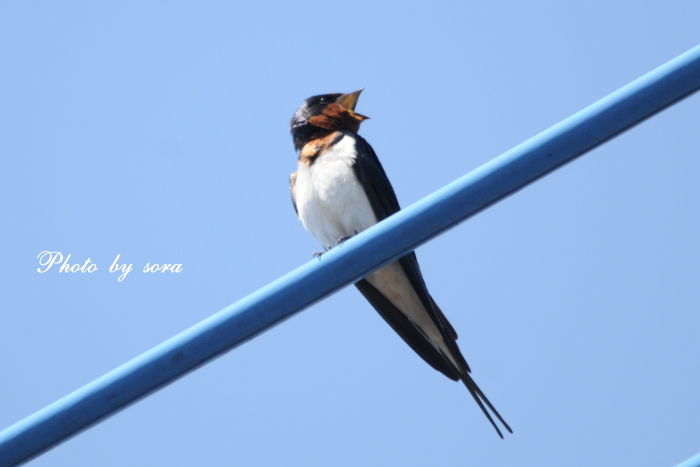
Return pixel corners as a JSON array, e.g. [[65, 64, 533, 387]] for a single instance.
[[1, 2, 699, 466]]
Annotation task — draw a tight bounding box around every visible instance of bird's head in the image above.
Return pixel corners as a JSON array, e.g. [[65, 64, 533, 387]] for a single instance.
[[290, 89, 368, 151]]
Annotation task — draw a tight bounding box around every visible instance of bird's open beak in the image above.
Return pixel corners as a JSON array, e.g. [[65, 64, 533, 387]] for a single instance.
[[336, 89, 364, 111]]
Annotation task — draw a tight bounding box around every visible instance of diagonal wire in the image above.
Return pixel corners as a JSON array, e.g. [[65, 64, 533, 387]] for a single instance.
[[1, 44, 699, 467]]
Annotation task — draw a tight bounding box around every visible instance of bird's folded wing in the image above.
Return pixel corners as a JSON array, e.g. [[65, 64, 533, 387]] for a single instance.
[[355, 279, 460, 381], [352, 135, 469, 374]]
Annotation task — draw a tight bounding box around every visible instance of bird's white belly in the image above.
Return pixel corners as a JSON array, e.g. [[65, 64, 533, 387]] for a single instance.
[[294, 135, 377, 249]]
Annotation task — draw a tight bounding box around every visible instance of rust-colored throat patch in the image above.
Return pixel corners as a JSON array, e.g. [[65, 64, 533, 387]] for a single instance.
[[308, 103, 368, 133]]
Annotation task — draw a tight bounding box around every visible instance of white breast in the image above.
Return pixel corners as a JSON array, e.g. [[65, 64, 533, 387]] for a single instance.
[[294, 134, 377, 249]]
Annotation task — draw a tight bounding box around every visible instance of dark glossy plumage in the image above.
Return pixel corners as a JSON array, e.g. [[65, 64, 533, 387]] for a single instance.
[[290, 91, 511, 437]]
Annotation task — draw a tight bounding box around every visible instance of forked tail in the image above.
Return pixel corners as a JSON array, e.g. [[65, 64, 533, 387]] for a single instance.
[[462, 374, 512, 438]]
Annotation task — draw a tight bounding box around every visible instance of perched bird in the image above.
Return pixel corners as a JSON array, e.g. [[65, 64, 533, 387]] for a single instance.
[[289, 90, 511, 437]]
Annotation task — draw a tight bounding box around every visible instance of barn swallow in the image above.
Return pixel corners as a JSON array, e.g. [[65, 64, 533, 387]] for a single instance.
[[289, 90, 511, 437]]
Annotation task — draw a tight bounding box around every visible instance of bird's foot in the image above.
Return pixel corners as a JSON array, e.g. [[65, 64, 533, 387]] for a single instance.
[[338, 232, 358, 245], [313, 246, 330, 259]]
